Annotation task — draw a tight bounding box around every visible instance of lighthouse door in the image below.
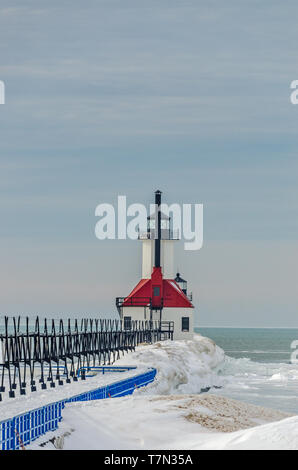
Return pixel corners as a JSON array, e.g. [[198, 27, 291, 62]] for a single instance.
[[152, 285, 161, 308]]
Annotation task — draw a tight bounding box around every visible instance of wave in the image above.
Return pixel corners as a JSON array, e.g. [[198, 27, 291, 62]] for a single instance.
[[221, 355, 298, 381]]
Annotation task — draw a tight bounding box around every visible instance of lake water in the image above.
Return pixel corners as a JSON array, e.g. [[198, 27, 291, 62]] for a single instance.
[[195, 327, 298, 414]]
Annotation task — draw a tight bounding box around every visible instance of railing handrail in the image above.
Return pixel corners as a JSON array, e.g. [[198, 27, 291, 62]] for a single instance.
[[138, 229, 180, 240], [116, 296, 152, 307]]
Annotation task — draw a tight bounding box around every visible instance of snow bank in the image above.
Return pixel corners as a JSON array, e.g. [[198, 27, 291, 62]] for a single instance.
[[115, 334, 225, 394], [28, 394, 294, 450], [21, 333, 298, 450], [200, 414, 298, 450]]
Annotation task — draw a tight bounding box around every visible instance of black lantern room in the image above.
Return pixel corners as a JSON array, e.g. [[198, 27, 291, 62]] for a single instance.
[[175, 272, 187, 295]]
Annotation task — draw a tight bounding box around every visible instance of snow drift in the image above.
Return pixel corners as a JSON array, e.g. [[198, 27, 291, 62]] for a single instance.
[[115, 334, 225, 394], [27, 333, 298, 450], [29, 393, 294, 450]]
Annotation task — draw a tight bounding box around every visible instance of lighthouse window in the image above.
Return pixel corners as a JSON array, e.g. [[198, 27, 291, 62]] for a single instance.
[[181, 317, 189, 332], [124, 316, 131, 330], [153, 286, 160, 297]]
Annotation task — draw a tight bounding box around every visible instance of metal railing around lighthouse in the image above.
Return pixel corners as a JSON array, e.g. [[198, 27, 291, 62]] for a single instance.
[[0, 316, 173, 401]]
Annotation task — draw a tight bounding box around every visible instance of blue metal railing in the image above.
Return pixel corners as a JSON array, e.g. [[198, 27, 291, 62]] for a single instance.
[[0, 368, 156, 450], [77, 365, 137, 377]]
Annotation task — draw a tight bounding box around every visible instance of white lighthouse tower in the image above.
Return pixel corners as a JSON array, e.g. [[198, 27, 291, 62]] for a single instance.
[[116, 190, 194, 341]]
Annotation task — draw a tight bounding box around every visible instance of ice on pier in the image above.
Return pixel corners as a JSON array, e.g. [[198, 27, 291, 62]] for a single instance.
[[115, 333, 226, 395], [23, 334, 298, 450]]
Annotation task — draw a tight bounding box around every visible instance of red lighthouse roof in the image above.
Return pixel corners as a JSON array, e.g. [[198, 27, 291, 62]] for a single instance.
[[122, 267, 193, 308]]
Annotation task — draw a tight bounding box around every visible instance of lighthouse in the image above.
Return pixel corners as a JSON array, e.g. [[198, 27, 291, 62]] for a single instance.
[[116, 190, 194, 340]]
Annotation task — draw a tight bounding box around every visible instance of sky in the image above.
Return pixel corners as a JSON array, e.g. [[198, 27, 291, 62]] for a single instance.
[[0, 1, 297, 327]]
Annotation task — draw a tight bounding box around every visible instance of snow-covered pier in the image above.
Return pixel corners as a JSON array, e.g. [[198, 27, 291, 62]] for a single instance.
[[0, 366, 156, 450]]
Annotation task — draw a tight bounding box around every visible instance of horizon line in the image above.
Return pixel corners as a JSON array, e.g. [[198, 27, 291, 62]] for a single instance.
[[195, 325, 298, 329]]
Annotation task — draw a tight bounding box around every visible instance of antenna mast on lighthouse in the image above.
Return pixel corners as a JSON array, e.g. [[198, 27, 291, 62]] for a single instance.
[[154, 189, 162, 268]]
